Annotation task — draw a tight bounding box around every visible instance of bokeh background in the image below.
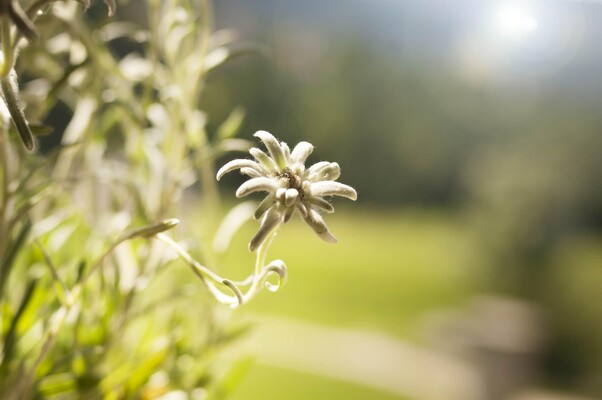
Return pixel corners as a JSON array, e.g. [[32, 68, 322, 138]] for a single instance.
[[200, 1, 601, 399]]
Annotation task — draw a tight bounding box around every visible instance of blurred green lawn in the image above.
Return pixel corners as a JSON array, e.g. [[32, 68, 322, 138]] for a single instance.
[[204, 207, 486, 399], [230, 364, 409, 400]]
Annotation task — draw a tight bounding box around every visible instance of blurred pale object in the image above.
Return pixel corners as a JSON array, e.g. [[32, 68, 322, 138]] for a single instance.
[[245, 316, 483, 400]]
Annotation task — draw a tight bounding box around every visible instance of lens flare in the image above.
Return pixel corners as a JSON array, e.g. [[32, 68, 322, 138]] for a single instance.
[[497, 6, 538, 37]]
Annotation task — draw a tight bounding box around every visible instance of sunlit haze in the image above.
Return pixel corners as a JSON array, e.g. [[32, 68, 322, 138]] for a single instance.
[[496, 5, 539, 37]]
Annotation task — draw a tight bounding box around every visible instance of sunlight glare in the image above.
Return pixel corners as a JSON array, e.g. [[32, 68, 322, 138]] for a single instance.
[[497, 6, 538, 37]]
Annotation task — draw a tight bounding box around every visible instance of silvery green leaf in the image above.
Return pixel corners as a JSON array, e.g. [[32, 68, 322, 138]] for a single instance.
[[254, 131, 286, 170], [126, 219, 179, 239], [290, 141, 314, 164], [216, 138, 253, 154], [204, 47, 229, 72], [310, 181, 357, 200], [250, 147, 277, 171], [236, 177, 279, 198], [29, 123, 54, 137], [254, 197, 274, 220], [249, 207, 283, 251], [213, 202, 256, 253], [1, 71, 34, 150], [302, 209, 337, 243], [216, 159, 263, 180], [98, 22, 143, 42], [217, 107, 245, 140], [119, 55, 153, 81]]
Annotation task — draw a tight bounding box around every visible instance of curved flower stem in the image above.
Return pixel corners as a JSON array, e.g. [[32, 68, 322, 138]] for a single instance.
[[155, 233, 242, 305], [155, 229, 286, 307], [241, 230, 277, 301]]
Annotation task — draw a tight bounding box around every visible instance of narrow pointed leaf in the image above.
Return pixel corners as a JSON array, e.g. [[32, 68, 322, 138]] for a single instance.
[[1, 73, 34, 150], [217, 107, 245, 140]]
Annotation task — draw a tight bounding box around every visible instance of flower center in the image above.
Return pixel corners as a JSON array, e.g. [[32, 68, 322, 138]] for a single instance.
[[278, 168, 303, 194]]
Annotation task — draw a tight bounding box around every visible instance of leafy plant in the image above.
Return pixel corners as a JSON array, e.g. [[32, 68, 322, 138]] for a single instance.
[[0, 0, 355, 398]]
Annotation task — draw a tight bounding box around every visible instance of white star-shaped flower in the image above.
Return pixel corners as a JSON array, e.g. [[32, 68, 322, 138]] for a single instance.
[[217, 131, 357, 251]]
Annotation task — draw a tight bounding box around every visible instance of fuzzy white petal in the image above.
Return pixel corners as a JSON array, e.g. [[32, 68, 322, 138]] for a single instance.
[[309, 181, 357, 200], [307, 196, 335, 213], [302, 209, 337, 243], [254, 197, 275, 220], [250, 147, 277, 171], [284, 188, 299, 207], [282, 206, 295, 223], [306, 161, 329, 177], [290, 141, 314, 164], [254, 130, 286, 170], [249, 207, 283, 251], [240, 167, 262, 178], [281, 142, 291, 163], [216, 159, 263, 181], [236, 177, 279, 198]]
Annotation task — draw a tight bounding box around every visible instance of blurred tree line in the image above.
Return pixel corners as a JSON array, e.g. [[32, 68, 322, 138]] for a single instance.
[[203, 28, 602, 249]]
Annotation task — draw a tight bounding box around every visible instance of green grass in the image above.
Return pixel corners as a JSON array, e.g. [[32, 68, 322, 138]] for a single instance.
[[188, 207, 486, 400], [229, 364, 410, 400], [219, 208, 484, 338], [182, 206, 602, 399]]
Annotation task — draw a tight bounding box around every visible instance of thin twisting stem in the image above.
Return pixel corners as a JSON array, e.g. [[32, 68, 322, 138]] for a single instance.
[[156, 229, 285, 307]]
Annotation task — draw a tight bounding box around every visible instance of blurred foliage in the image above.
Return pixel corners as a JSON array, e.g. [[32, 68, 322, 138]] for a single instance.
[[0, 0, 268, 398], [199, 2, 602, 397]]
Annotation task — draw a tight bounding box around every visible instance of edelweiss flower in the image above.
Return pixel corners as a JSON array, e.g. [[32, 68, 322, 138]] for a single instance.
[[217, 131, 357, 251]]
